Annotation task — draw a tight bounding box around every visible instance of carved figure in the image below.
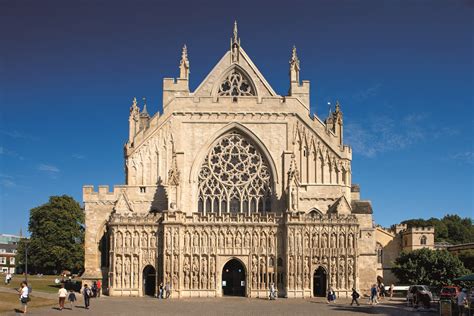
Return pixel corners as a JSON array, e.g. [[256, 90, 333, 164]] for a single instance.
[[331, 234, 336, 248], [133, 232, 139, 248], [339, 233, 345, 248], [124, 256, 131, 288], [116, 232, 123, 248], [312, 233, 319, 248], [133, 256, 139, 288], [291, 187, 297, 211], [322, 233, 328, 248], [235, 232, 242, 247], [183, 256, 190, 289], [115, 256, 122, 287]]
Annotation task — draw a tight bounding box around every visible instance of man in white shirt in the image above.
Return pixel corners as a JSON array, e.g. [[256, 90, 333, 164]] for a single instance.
[[457, 288, 468, 316], [58, 284, 68, 310]]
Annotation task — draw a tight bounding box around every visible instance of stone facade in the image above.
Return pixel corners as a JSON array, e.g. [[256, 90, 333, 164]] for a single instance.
[[375, 224, 435, 285], [83, 23, 377, 298]]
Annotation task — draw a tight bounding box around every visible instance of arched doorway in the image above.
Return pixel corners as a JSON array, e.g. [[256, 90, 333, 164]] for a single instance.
[[222, 259, 246, 296], [313, 266, 327, 297], [142, 265, 156, 297]]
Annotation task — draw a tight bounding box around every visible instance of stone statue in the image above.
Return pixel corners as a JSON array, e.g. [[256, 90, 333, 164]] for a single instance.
[[183, 256, 190, 289], [253, 233, 258, 248], [150, 234, 156, 248], [133, 256, 139, 288], [166, 230, 171, 248], [201, 233, 208, 248], [289, 232, 294, 252], [260, 234, 266, 248], [304, 233, 309, 249], [115, 256, 122, 287], [339, 234, 345, 248], [291, 187, 297, 211], [289, 256, 294, 274], [322, 233, 328, 248], [116, 232, 123, 248], [173, 254, 179, 272], [347, 259, 354, 289], [235, 233, 242, 247], [166, 255, 171, 273], [312, 233, 319, 248], [201, 272, 207, 289], [338, 260, 345, 289], [193, 232, 199, 247], [173, 273, 179, 290], [184, 231, 190, 250], [260, 257, 265, 275], [124, 256, 131, 288], [331, 234, 336, 248], [173, 230, 178, 247], [141, 233, 147, 248], [244, 232, 250, 248], [219, 232, 224, 247], [296, 232, 301, 251], [125, 232, 131, 248], [133, 232, 139, 248], [226, 231, 232, 248], [348, 233, 353, 248], [210, 232, 216, 248]]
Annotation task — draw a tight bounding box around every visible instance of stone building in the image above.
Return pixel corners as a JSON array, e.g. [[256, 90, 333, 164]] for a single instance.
[[82, 23, 377, 298], [375, 224, 435, 285]]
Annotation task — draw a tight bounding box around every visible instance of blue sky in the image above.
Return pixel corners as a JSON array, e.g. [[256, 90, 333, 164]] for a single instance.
[[0, 0, 472, 235]]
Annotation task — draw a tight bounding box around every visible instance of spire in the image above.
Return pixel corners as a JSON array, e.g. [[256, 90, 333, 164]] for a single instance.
[[233, 20, 238, 44], [141, 97, 149, 116], [289, 45, 300, 83], [179, 44, 190, 79], [230, 20, 240, 63]]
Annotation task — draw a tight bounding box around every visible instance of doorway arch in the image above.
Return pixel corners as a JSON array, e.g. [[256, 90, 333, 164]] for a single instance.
[[313, 266, 327, 297], [142, 265, 156, 297], [222, 259, 246, 296]]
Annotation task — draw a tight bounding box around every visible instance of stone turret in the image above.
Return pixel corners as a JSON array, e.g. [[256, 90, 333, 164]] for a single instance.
[[288, 46, 310, 111], [128, 97, 140, 145]]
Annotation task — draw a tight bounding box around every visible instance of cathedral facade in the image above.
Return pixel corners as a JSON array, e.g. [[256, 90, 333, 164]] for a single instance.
[[82, 23, 377, 298]]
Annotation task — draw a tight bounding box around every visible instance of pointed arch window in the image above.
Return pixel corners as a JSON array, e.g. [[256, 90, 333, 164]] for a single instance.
[[198, 131, 272, 214], [218, 68, 255, 97]]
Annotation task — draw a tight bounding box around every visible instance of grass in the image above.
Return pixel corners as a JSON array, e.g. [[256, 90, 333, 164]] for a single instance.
[[0, 292, 56, 313], [1, 274, 82, 294]]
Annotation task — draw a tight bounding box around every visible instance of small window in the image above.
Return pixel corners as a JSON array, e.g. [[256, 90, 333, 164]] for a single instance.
[[420, 235, 427, 245], [277, 257, 283, 267], [140, 186, 146, 193], [376, 243, 383, 264]]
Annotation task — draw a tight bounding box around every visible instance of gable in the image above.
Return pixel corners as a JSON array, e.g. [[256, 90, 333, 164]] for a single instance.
[[193, 48, 278, 99]]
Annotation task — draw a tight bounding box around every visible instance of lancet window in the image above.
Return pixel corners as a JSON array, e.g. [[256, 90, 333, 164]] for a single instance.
[[217, 69, 255, 97], [198, 131, 272, 214]]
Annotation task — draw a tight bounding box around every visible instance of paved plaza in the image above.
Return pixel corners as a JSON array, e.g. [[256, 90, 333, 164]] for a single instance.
[[2, 296, 438, 316]]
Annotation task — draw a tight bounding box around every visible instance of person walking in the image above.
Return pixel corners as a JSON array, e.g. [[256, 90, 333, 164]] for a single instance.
[[58, 284, 68, 310], [158, 283, 164, 299], [82, 284, 92, 309], [389, 284, 394, 300], [350, 288, 360, 306], [327, 287, 336, 304], [67, 290, 76, 309], [269, 283, 277, 300], [91, 281, 98, 298], [96, 280, 101, 298], [370, 284, 378, 305], [457, 288, 468, 316], [18, 281, 29, 314]]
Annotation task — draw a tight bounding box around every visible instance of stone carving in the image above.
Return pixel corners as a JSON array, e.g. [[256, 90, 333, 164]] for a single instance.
[[252, 255, 258, 288], [173, 230, 179, 248], [183, 256, 190, 289], [116, 232, 123, 248], [209, 256, 216, 289], [192, 256, 199, 288], [150, 233, 156, 248], [347, 258, 354, 289], [338, 258, 345, 289], [115, 256, 122, 288], [184, 231, 190, 250], [141, 232, 148, 248], [193, 232, 199, 247], [124, 256, 131, 288], [166, 230, 171, 248], [125, 232, 131, 248], [312, 232, 319, 248], [133, 256, 139, 288], [133, 232, 139, 248], [235, 232, 242, 248], [330, 233, 336, 248], [322, 233, 328, 248], [339, 233, 345, 248]]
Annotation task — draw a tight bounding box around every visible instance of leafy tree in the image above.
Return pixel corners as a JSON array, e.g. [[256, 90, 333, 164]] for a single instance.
[[392, 248, 469, 289], [455, 250, 474, 272], [16, 195, 84, 274], [401, 214, 474, 245]]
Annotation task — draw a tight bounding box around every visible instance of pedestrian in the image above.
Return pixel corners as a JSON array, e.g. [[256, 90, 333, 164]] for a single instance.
[[457, 288, 468, 316], [327, 287, 336, 303], [92, 281, 98, 298], [18, 281, 29, 314], [67, 290, 76, 309], [4, 274, 8, 285], [379, 282, 385, 299], [370, 284, 378, 305], [158, 283, 164, 299], [58, 283, 68, 310], [96, 279, 101, 298], [82, 284, 92, 309], [165, 282, 171, 298], [350, 288, 360, 306], [269, 283, 277, 300], [389, 284, 394, 300]]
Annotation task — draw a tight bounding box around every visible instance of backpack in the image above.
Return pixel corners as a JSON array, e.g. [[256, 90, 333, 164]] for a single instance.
[[85, 288, 92, 297]]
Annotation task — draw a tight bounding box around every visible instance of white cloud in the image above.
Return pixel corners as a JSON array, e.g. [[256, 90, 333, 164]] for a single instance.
[[450, 152, 474, 165], [0, 146, 25, 160], [353, 83, 382, 101], [0, 130, 38, 141], [38, 164, 60, 173], [72, 154, 86, 159]]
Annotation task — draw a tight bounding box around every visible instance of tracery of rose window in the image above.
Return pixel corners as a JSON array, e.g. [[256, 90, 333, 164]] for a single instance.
[[217, 69, 255, 97], [198, 131, 272, 214]]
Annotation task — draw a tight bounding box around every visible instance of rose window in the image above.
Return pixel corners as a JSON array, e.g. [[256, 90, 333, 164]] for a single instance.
[[217, 69, 255, 97], [198, 131, 272, 214]]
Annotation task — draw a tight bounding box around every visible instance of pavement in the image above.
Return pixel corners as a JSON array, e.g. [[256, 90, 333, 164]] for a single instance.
[[0, 294, 439, 316]]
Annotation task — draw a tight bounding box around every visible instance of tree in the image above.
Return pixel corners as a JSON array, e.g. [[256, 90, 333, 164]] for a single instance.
[[392, 248, 469, 289], [16, 195, 84, 274]]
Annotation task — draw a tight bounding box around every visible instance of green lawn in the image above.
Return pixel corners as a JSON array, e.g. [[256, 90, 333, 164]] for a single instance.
[[0, 292, 56, 314], [1, 274, 82, 294]]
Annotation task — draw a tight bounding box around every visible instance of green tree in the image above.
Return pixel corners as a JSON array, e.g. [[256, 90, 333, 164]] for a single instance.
[[392, 248, 469, 289], [16, 195, 84, 274]]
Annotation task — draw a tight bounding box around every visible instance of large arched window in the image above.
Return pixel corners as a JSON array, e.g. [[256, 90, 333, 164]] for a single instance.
[[198, 131, 272, 214]]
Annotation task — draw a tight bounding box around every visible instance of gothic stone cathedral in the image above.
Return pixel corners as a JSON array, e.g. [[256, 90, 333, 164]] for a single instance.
[[83, 23, 377, 298]]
